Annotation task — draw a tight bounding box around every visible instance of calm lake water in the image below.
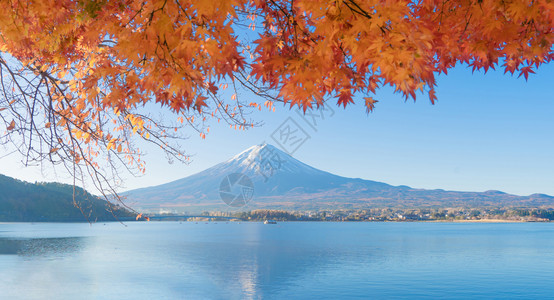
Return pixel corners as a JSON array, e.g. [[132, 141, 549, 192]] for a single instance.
[[1, 222, 554, 299]]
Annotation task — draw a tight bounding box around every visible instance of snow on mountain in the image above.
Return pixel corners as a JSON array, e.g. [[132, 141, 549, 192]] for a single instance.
[[122, 144, 554, 212], [123, 143, 392, 210]]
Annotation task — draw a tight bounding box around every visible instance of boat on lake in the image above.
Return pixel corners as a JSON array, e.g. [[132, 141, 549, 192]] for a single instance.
[[264, 220, 277, 224]]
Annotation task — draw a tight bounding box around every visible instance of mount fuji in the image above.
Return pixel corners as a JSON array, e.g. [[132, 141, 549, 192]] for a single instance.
[[123, 144, 554, 212]]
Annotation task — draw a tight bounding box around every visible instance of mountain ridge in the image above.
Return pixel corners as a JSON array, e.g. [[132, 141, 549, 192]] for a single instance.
[[123, 144, 554, 212]]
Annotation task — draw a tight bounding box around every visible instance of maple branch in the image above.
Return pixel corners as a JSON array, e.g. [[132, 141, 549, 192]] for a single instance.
[[343, 0, 372, 20], [0, 59, 148, 217]]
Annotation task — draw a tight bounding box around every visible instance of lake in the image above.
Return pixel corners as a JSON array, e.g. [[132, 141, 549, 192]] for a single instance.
[[1, 222, 554, 299]]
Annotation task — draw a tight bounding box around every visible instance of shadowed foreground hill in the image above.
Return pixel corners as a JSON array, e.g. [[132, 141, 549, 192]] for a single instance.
[[0, 174, 133, 222]]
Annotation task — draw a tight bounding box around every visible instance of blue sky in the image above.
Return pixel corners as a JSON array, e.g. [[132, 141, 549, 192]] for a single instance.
[[1, 63, 553, 196]]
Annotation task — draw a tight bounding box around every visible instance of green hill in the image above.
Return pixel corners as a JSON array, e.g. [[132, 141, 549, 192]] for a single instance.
[[0, 174, 134, 222]]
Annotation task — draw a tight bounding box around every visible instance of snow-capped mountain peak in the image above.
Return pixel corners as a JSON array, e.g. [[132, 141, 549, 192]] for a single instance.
[[223, 143, 323, 176], [122, 144, 552, 213]]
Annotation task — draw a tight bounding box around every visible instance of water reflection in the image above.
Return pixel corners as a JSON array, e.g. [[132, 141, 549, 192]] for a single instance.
[[0, 237, 86, 257], [2, 223, 554, 299], [162, 225, 361, 299]]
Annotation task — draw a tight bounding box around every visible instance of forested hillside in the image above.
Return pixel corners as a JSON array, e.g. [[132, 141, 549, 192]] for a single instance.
[[0, 174, 133, 222]]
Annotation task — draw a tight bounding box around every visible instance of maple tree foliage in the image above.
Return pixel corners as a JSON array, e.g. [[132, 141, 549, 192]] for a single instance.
[[0, 0, 552, 208]]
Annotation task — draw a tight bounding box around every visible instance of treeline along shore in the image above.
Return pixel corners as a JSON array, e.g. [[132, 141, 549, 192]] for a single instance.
[[150, 207, 554, 222]]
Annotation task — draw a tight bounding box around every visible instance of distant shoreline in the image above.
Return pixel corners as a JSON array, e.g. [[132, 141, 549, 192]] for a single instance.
[[1, 219, 552, 224], [429, 219, 530, 223]]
